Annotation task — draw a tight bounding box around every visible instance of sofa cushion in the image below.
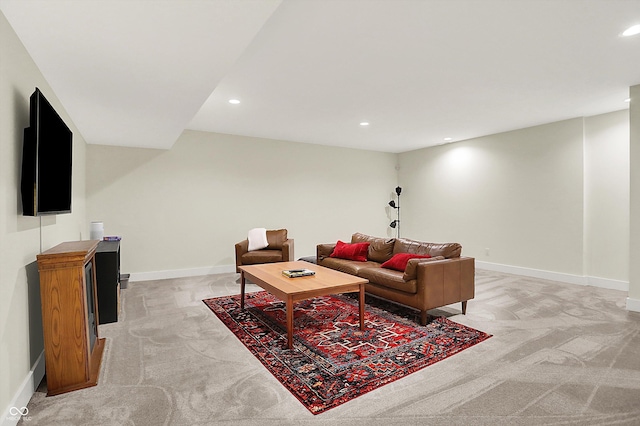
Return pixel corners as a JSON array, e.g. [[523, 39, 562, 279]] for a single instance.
[[241, 249, 283, 265], [381, 253, 432, 272], [358, 267, 417, 294], [393, 238, 462, 259], [319, 257, 381, 276], [266, 229, 288, 249], [402, 256, 445, 281], [317, 243, 337, 262], [330, 240, 370, 262], [351, 232, 395, 263]]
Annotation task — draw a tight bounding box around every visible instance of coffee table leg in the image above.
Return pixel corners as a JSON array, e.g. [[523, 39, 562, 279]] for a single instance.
[[359, 284, 365, 330], [240, 271, 246, 310], [286, 296, 294, 349]]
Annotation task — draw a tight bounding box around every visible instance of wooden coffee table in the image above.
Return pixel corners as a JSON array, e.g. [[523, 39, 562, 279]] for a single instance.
[[238, 261, 368, 349]]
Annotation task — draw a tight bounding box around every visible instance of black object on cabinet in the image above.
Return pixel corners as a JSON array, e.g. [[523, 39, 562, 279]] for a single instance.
[[95, 240, 121, 324]]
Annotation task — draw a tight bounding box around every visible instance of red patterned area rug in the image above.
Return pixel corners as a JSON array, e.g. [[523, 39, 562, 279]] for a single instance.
[[203, 291, 491, 414]]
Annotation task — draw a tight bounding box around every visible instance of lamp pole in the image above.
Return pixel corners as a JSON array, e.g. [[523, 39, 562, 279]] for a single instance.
[[389, 186, 402, 238], [395, 186, 401, 238], [397, 194, 400, 238]]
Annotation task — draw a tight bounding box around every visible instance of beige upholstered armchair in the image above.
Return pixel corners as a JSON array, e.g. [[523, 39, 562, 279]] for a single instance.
[[235, 229, 294, 273]]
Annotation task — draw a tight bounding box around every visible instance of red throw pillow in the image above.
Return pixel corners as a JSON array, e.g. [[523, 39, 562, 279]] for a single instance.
[[381, 253, 432, 271], [330, 240, 370, 262]]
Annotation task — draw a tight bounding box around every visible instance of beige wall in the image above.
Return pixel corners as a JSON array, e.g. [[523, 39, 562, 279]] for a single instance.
[[1, 11, 88, 422], [398, 113, 629, 284], [630, 84, 640, 304], [399, 118, 586, 275], [584, 110, 629, 282], [87, 113, 630, 285], [86, 130, 398, 276]]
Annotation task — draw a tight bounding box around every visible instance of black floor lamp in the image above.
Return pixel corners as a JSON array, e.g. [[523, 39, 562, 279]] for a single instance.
[[389, 186, 401, 237]]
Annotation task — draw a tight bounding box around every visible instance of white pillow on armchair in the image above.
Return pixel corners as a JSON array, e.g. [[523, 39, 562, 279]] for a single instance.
[[247, 228, 269, 251]]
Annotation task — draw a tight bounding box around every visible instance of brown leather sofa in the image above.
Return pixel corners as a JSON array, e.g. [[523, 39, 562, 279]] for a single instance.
[[317, 232, 474, 325], [235, 229, 294, 273]]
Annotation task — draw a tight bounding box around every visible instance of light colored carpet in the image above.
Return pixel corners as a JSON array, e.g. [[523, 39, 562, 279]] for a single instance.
[[19, 269, 640, 425]]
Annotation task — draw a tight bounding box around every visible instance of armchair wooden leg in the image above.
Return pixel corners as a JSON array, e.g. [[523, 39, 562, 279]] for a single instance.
[[420, 310, 428, 326], [462, 300, 467, 315]]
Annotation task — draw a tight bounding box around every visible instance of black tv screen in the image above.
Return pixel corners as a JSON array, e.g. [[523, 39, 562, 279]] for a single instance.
[[21, 88, 73, 216]]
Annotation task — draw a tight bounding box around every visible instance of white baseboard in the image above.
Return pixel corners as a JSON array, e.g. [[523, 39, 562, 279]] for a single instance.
[[129, 264, 236, 282], [627, 297, 640, 312], [586, 276, 629, 292], [1, 351, 45, 426], [475, 261, 629, 291]]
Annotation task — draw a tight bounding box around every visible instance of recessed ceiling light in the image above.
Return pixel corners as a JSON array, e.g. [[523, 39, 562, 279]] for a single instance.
[[360, 122, 370, 126], [444, 137, 453, 141], [228, 99, 240, 104], [622, 24, 640, 37]]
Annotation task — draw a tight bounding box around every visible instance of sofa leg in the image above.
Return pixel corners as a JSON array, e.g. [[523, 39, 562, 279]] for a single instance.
[[420, 310, 428, 326], [462, 301, 467, 315]]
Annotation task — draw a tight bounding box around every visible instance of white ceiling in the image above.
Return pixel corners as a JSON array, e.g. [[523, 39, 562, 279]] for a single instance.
[[2, 0, 639, 153]]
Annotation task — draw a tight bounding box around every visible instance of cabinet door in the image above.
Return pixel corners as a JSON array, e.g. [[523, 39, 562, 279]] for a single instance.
[[40, 266, 90, 390]]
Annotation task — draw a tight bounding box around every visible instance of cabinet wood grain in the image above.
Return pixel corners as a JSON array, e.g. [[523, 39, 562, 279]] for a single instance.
[[37, 240, 105, 396]]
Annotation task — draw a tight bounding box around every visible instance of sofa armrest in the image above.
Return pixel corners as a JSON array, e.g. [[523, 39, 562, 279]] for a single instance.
[[415, 256, 475, 310], [403, 256, 445, 281], [317, 243, 336, 263], [282, 239, 295, 261]]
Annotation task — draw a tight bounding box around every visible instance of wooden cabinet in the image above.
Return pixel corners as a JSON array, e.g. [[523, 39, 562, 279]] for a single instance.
[[37, 240, 105, 396], [96, 240, 121, 324]]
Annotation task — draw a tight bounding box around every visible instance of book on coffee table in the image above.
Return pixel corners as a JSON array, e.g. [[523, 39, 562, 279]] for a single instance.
[[282, 268, 316, 278]]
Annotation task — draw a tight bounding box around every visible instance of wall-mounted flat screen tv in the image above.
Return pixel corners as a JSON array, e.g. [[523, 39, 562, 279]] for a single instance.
[[21, 88, 73, 216]]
